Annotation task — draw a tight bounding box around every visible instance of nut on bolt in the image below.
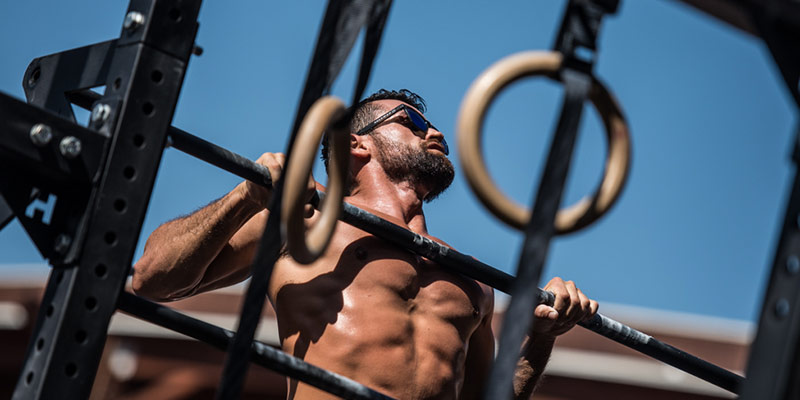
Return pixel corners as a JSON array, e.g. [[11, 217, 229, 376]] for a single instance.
[[123, 11, 145, 31], [59, 136, 82, 159], [91, 103, 111, 123], [54, 234, 72, 254], [775, 298, 791, 319], [30, 123, 53, 147], [787, 255, 800, 275]]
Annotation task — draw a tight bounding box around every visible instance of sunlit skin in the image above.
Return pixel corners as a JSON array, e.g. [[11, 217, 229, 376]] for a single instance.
[[132, 98, 598, 399]]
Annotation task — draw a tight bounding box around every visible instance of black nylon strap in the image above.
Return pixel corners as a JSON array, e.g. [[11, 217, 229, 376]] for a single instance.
[[352, 0, 392, 105], [483, 69, 593, 400], [216, 1, 392, 398], [483, 1, 616, 398], [290, 0, 392, 136]]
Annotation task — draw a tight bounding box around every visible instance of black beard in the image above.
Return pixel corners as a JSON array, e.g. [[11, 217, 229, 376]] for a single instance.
[[372, 134, 455, 202]]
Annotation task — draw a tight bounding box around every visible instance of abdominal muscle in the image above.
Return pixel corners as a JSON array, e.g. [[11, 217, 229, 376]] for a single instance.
[[270, 229, 486, 400]]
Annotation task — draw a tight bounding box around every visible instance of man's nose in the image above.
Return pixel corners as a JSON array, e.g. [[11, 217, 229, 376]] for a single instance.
[[426, 129, 449, 155]]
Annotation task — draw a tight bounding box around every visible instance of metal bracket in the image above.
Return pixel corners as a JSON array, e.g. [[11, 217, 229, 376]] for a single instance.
[[23, 40, 117, 123], [0, 92, 108, 264]]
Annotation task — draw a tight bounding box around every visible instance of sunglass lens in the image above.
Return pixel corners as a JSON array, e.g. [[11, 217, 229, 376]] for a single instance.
[[406, 107, 449, 156], [406, 108, 429, 132]]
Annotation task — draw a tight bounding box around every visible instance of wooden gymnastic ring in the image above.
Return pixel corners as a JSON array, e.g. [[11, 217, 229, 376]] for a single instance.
[[282, 96, 349, 264], [457, 51, 631, 234]]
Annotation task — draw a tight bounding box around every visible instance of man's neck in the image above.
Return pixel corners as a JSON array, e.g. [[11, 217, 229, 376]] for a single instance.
[[347, 173, 428, 233]]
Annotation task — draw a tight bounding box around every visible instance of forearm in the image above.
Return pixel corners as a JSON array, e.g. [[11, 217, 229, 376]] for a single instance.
[[513, 333, 556, 399], [132, 183, 262, 300]]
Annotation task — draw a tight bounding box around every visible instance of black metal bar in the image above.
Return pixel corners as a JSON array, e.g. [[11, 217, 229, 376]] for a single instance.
[[165, 125, 743, 393], [67, 89, 535, 296], [11, 0, 202, 398], [335, 200, 520, 294], [169, 127, 273, 187], [68, 93, 744, 393], [117, 293, 394, 400], [581, 313, 743, 392], [65, 88, 102, 110], [70, 89, 273, 189], [740, 126, 800, 400]]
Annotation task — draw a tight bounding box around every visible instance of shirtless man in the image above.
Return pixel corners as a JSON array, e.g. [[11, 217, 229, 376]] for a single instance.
[[132, 89, 598, 399]]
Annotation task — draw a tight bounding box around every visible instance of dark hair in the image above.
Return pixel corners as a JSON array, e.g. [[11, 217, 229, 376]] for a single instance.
[[320, 89, 427, 172]]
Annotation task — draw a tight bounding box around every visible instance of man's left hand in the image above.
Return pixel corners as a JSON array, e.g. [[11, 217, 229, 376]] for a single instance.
[[531, 277, 598, 337]]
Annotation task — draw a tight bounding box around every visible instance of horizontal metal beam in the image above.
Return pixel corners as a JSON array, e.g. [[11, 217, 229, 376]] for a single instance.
[[117, 292, 394, 400]]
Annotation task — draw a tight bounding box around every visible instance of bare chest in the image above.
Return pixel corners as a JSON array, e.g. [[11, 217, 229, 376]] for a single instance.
[[272, 228, 491, 340], [342, 236, 488, 328], [273, 232, 491, 398]]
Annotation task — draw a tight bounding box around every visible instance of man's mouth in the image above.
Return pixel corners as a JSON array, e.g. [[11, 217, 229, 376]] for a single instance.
[[426, 141, 447, 154]]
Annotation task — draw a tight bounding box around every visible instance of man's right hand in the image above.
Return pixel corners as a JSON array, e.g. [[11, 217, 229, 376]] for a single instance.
[[237, 151, 318, 216], [237, 152, 286, 209]]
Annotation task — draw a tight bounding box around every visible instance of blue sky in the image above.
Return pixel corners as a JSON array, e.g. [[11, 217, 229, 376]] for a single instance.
[[0, 1, 795, 322]]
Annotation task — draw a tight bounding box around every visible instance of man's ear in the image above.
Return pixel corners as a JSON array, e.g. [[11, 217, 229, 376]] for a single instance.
[[350, 134, 370, 160]]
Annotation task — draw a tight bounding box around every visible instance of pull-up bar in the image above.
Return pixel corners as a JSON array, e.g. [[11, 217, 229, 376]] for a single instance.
[[71, 89, 744, 393]]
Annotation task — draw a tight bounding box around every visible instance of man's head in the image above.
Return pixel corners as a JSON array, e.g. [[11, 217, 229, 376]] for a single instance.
[[321, 89, 454, 202]]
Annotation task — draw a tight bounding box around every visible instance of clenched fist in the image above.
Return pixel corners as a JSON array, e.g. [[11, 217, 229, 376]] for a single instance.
[[236, 152, 317, 217], [531, 277, 598, 337]]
